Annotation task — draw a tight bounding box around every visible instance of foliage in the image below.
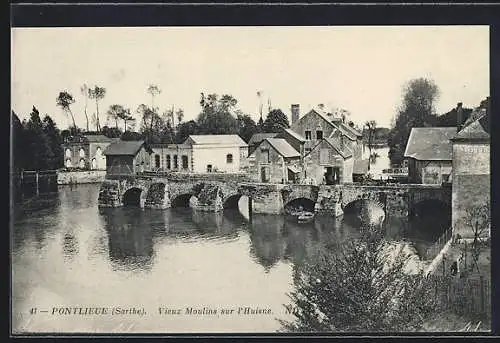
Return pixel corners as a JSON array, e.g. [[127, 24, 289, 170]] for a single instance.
[[121, 131, 144, 141], [88, 85, 106, 132], [262, 109, 290, 133], [101, 126, 123, 138], [197, 93, 239, 134], [13, 107, 64, 171], [388, 78, 440, 165], [237, 113, 260, 142], [175, 120, 199, 143], [56, 91, 77, 130], [280, 225, 441, 332], [460, 203, 490, 276], [107, 104, 126, 129]]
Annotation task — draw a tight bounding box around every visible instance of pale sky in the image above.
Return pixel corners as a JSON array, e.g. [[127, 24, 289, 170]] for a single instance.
[[11, 26, 489, 129]]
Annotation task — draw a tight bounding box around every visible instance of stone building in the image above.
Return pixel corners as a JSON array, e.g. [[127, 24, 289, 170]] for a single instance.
[[250, 138, 301, 184], [304, 137, 354, 185], [451, 100, 490, 238], [150, 143, 193, 172], [103, 140, 152, 176], [404, 127, 456, 184], [290, 105, 364, 159], [62, 134, 117, 170]]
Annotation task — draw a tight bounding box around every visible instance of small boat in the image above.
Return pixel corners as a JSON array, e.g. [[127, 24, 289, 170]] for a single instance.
[[297, 211, 315, 223]]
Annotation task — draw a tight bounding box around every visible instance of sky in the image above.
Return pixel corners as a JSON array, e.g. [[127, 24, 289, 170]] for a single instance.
[[11, 26, 489, 130]]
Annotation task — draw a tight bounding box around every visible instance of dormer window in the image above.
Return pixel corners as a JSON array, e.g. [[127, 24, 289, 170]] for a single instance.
[[305, 131, 312, 140]]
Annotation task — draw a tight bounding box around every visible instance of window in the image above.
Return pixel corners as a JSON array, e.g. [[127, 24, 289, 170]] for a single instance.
[[319, 149, 329, 165], [166, 155, 171, 169], [316, 130, 323, 140], [207, 164, 212, 173], [65, 148, 71, 158], [182, 155, 189, 169], [226, 154, 233, 164], [305, 131, 312, 140], [173, 155, 178, 169], [260, 149, 270, 163], [79, 148, 85, 158], [155, 154, 161, 168]]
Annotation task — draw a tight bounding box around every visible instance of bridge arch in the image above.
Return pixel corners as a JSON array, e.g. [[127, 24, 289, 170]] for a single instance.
[[284, 197, 316, 214], [223, 193, 243, 209], [411, 198, 451, 218], [171, 193, 197, 208], [123, 187, 144, 207]]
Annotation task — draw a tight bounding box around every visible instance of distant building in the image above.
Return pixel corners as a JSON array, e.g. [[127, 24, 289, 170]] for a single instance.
[[304, 137, 354, 185], [62, 134, 117, 170], [404, 127, 457, 184], [451, 99, 490, 238], [251, 138, 301, 184], [103, 140, 152, 176], [183, 135, 248, 173]]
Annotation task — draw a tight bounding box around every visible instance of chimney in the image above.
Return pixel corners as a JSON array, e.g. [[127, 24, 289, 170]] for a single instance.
[[456, 102, 463, 133], [291, 104, 300, 125]]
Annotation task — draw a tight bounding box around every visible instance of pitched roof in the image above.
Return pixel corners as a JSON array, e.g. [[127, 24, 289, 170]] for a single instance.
[[404, 127, 457, 161], [185, 134, 247, 146], [103, 140, 146, 156], [83, 134, 113, 143], [248, 132, 279, 145], [282, 128, 306, 142], [452, 112, 490, 142], [340, 122, 363, 138], [353, 159, 370, 175], [265, 138, 300, 158], [331, 123, 357, 141], [322, 137, 353, 159], [303, 108, 358, 141]]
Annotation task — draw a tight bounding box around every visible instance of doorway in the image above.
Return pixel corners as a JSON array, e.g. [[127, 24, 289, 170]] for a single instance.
[[325, 167, 340, 185]]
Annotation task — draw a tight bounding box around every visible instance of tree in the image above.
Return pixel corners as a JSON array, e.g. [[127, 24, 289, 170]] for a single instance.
[[388, 78, 440, 165], [121, 130, 144, 141], [364, 120, 377, 155], [56, 91, 77, 130], [176, 108, 184, 127], [262, 109, 290, 133], [80, 84, 90, 132], [12, 111, 26, 171], [160, 120, 176, 144], [196, 93, 239, 135], [175, 120, 199, 143], [107, 104, 126, 129], [88, 85, 106, 132], [117, 108, 135, 132], [101, 125, 122, 139], [42, 115, 63, 169], [24, 106, 52, 170], [280, 225, 441, 332], [147, 84, 161, 131], [460, 203, 490, 276], [237, 113, 259, 142]]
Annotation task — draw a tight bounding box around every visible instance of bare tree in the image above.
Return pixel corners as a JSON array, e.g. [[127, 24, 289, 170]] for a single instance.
[[365, 120, 377, 156], [80, 84, 90, 132], [147, 84, 161, 131], [56, 91, 77, 130], [461, 203, 490, 275], [88, 86, 106, 132]]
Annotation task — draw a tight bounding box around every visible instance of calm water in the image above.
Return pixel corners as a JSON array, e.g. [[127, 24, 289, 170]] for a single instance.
[[12, 170, 449, 333]]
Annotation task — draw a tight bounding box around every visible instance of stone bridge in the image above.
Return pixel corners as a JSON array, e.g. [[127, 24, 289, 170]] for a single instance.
[[98, 173, 451, 217]]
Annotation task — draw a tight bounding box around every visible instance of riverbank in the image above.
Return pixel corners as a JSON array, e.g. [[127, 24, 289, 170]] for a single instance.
[[57, 170, 106, 185]]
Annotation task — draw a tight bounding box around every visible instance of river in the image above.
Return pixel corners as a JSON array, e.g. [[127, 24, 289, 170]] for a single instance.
[[11, 148, 450, 333]]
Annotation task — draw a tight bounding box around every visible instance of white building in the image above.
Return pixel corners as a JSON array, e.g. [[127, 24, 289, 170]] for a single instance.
[[149, 135, 248, 173], [184, 135, 248, 173]]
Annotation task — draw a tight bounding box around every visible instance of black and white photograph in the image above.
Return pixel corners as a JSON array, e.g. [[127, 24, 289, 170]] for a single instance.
[[11, 24, 491, 334]]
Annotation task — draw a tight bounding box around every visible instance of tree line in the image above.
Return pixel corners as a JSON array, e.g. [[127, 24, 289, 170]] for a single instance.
[[12, 86, 294, 171]]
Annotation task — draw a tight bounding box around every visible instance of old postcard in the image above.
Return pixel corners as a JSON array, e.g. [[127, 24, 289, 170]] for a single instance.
[[11, 24, 491, 334]]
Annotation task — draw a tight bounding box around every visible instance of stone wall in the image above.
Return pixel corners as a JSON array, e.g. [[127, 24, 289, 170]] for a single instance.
[[58, 170, 107, 185]]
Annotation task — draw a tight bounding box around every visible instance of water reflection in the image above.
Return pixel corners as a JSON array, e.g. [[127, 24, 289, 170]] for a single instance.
[[100, 207, 155, 272]]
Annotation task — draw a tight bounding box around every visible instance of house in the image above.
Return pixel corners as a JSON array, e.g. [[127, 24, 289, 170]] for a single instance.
[[276, 128, 306, 161], [251, 138, 301, 184], [182, 135, 248, 173], [62, 134, 117, 170], [290, 105, 364, 159], [150, 143, 193, 172], [103, 140, 152, 176], [450, 99, 490, 238], [248, 133, 279, 156], [403, 127, 457, 184], [304, 137, 354, 185]]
